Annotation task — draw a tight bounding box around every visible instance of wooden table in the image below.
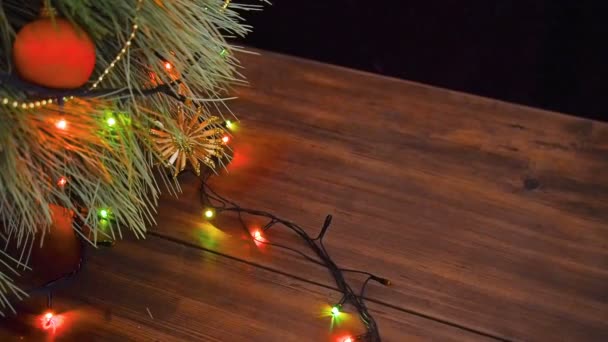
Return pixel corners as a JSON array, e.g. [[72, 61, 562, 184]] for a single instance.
[[1, 50, 607, 341]]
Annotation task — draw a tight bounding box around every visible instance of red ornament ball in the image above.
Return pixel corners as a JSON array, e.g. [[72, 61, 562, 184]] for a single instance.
[[13, 18, 96, 89]]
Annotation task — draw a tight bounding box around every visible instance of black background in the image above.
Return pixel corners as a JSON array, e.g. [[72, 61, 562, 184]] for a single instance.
[[239, 1, 607, 121]]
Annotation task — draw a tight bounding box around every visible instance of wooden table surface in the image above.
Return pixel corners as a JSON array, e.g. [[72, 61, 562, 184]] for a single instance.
[[1, 50, 607, 341]]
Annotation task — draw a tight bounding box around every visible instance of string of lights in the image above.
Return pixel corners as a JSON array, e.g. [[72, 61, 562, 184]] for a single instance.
[[24, 117, 389, 341], [23, 214, 86, 332], [24, 209, 120, 331], [200, 172, 391, 342], [0, 0, 316, 337], [5, 1, 386, 336]]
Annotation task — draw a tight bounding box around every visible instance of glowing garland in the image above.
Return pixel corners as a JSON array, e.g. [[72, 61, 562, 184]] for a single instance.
[[24, 1, 370, 339], [1, 96, 74, 110], [34, 113, 386, 341], [200, 181, 390, 342]]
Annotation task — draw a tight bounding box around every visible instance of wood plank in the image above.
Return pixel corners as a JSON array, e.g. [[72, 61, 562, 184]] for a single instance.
[[0, 236, 489, 341], [153, 50, 608, 341]]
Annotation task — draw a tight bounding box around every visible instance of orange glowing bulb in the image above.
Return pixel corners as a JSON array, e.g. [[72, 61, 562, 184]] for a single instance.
[[164, 62, 172, 70], [57, 177, 67, 187], [39, 310, 64, 331], [341, 337, 353, 342], [222, 135, 230, 144], [55, 119, 67, 130]]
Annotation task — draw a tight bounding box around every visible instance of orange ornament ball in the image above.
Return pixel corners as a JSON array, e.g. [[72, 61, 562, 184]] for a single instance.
[[13, 18, 96, 89]]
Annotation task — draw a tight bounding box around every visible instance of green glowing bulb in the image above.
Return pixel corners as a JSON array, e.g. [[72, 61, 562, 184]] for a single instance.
[[220, 48, 228, 57], [99, 209, 109, 219], [107, 117, 117, 126], [204, 209, 215, 219], [225, 120, 233, 129], [331, 306, 340, 316]]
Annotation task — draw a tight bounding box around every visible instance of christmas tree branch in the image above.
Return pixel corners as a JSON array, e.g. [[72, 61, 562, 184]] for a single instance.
[[0, 0, 267, 314]]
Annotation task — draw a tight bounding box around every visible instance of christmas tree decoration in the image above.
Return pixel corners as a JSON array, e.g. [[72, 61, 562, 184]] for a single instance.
[[222, 0, 232, 11], [13, 8, 96, 89], [0, 2, 262, 305], [0, 0, 391, 336], [151, 106, 225, 177]]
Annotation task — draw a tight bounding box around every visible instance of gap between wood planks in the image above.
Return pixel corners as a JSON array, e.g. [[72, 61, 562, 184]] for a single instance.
[[147, 231, 511, 342]]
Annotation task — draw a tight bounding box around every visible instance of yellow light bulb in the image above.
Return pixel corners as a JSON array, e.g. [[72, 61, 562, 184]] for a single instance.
[[56, 119, 68, 130], [204, 208, 215, 219]]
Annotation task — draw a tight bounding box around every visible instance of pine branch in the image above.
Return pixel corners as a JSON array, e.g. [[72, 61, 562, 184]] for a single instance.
[[0, 0, 267, 314]]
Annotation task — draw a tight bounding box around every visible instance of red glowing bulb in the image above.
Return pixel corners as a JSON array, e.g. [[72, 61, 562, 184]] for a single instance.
[[341, 337, 353, 342], [39, 310, 64, 332], [253, 230, 262, 241], [222, 135, 230, 144], [55, 118, 67, 130], [57, 176, 67, 187], [42, 311, 54, 328], [164, 62, 172, 70]]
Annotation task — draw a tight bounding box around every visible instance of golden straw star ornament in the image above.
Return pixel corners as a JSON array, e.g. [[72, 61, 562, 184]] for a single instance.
[[151, 106, 225, 177]]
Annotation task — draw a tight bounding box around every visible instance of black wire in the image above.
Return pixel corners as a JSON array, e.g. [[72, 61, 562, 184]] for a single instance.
[[0, 72, 184, 101], [254, 236, 326, 267], [360, 277, 373, 310], [23, 213, 89, 312], [255, 236, 389, 282], [200, 181, 389, 342]]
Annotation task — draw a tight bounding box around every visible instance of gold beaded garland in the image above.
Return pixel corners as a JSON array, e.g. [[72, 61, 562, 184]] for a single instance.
[[90, 0, 142, 90], [1, 96, 72, 109], [2, 0, 142, 108]]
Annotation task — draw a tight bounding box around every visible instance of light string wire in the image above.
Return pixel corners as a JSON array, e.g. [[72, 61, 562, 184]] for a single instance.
[[23, 208, 117, 294], [200, 174, 390, 342], [22, 212, 87, 319]]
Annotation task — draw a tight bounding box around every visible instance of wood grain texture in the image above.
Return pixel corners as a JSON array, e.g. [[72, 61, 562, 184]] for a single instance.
[[151, 50, 608, 341], [0, 237, 487, 341]]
